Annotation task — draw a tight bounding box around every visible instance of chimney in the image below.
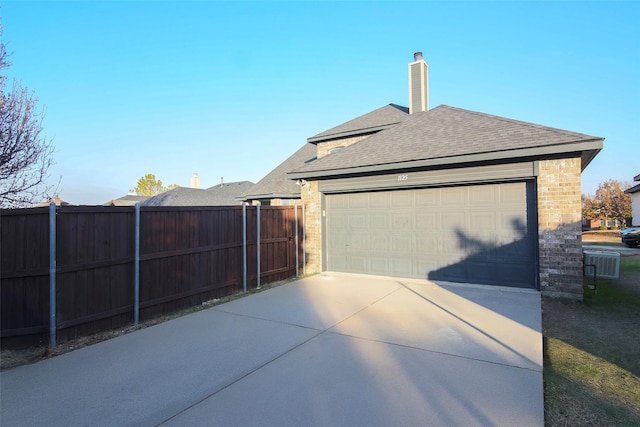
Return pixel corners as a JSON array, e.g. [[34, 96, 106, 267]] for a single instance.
[[190, 173, 201, 189], [408, 51, 429, 114]]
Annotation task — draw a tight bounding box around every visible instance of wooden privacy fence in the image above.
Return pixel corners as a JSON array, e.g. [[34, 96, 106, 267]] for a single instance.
[[1, 204, 304, 348]]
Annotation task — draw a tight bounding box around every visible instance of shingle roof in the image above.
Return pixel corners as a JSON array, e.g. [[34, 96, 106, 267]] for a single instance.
[[141, 181, 254, 206], [625, 182, 640, 194], [242, 143, 316, 200], [307, 104, 409, 143], [291, 105, 603, 178], [104, 195, 149, 206], [36, 195, 72, 207]]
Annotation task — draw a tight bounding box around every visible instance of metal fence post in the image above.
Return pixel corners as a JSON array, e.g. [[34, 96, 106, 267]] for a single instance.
[[256, 203, 261, 289], [295, 204, 299, 277], [242, 203, 247, 293], [49, 202, 57, 348], [302, 203, 305, 277], [134, 203, 140, 326]]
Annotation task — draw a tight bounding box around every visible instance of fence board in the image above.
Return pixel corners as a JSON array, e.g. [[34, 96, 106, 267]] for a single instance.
[[1, 205, 305, 347]]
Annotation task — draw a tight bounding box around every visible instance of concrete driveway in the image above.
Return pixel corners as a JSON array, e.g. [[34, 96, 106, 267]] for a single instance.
[[1, 273, 543, 426]]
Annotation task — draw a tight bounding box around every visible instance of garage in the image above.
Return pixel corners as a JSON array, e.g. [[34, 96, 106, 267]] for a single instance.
[[325, 181, 538, 288]]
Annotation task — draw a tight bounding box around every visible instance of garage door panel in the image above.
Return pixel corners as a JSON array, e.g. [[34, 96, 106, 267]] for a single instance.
[[370, 257, 389, 275], [392, 213, 413, 230], [415, 190, 438, 206], [370, 214, 387, 228], [416, 236, 441, 255], [349, 235, 369, 251], [391, 191, 413, 207], [442, 187, 467, 205], [326, 182, 536, 288], [470, 212, 497, 230], [349, 214, 369, 229], [370, 235, 388, 251], [331, 213, 349, 230], [368, 192, 389, 208], [391, 235, 413, 253], [500, 183, 526, 203], [442, 212, 466, 229], [330, 194, 350, 208], [391, 258, 413, 276], [349, 193, 369, 208], [327, 254, 347, 270], [416, 213, 438, 229], [469, 185, 497, 205]]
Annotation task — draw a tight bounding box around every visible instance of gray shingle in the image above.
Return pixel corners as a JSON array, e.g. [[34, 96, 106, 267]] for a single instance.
[[308, 104, 409, 143], [242, 143, 317, 200], [294, 105, 602, 175], [104, 195, 149, 206], [625, 182, 640, 194], [141, 181, 254, 206]]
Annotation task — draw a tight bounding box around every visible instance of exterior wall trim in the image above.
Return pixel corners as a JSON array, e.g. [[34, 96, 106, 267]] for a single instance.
[[289, 139, 602, 179], [319, 162, 536, 194]]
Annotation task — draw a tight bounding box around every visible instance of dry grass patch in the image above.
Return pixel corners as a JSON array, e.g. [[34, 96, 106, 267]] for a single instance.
[[543, 253, 640, 426]]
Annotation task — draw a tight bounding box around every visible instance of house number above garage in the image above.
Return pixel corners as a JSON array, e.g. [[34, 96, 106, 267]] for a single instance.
[[397, 174, 409, 181]]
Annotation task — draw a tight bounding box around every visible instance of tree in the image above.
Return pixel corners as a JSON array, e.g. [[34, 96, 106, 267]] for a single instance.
[[0, 32, 55, 208], [133, 174, 178, 196], [581, 194, 599, 221], [583, 180, 632, 227]]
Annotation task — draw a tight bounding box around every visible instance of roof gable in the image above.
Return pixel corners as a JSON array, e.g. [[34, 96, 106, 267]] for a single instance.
[[308, 104, 409, 144], [291, 105, 603, 178]]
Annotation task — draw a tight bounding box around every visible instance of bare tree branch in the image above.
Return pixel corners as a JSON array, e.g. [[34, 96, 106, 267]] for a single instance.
[[0, 35, 56, 208]]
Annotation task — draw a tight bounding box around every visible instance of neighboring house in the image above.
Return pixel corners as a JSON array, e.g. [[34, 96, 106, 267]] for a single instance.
[[243, 143, 317, 205], [625, 173, 640, 226], [272, 52, 602, 298], [104, 195, 149, 206], [140, 181, 254, 207], [36, 195, 72, 207], [582, 218, 602, 230]]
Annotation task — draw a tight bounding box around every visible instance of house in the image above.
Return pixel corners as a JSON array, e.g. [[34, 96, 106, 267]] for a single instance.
[[243, 143, 317, 205], [275, 52, 602, 299], [104, 194, 149, 206], [36, 195, 72, 207], [140, 181, 254, 207], [625, 174, 640, 226]]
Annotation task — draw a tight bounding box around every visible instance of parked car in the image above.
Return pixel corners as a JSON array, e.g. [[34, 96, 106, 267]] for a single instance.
[[620, 227, 640, 248]]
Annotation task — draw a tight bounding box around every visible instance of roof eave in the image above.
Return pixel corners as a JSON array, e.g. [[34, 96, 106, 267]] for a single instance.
[[307, 123, 400, 144], [242, 192, 302, 201], [288, 139, 604, 180]]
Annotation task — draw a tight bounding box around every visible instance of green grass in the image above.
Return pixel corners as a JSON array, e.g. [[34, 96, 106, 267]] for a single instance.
[[543, 256, 640, 426], [582, 240, 625, 247], [621, 255, 640, 272]]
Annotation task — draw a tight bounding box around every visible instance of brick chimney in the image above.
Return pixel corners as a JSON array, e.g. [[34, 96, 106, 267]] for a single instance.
[[408, 52, 429, 114], [190, 173, 201, 189]]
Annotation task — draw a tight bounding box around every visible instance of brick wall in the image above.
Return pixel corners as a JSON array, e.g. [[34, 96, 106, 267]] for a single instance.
[[316, 135, 369, 159], [537, 157, 583, 299], [301, 180, 322, 274]]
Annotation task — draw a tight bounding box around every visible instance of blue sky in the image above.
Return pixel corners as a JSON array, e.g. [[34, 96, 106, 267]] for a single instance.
[[1, 1, 638, 205]]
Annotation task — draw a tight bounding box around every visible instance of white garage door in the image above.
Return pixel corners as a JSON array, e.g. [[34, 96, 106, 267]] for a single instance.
[[325, 182, 537, 288]]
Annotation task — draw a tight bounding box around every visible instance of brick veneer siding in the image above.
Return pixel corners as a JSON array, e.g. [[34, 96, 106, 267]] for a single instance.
[[301, 180, 322, 274], [316, 135, 370, 159], [537, 158, 583, 299]]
